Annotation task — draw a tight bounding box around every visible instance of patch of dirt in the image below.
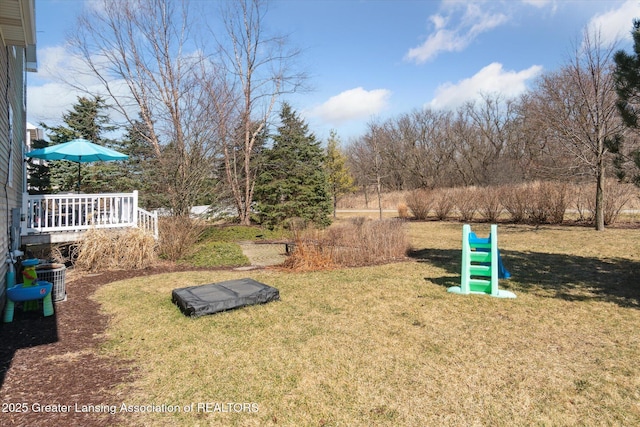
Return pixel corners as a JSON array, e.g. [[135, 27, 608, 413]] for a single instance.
[[0, 263, 215, 426]]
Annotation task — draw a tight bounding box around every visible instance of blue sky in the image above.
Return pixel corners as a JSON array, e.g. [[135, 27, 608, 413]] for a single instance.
[[27, 0, 640, 142]]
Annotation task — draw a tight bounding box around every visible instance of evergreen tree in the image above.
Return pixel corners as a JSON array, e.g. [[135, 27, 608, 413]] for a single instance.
[[119, 118, 163, 209], [120, 115, 225, 213], [63, 95, 117, 142], [40, 96, 121, 193], [324, 130, 355, 218], [254, 103, 331, 228], [615, 19, 640, 185], [26, 138, 51, 194]]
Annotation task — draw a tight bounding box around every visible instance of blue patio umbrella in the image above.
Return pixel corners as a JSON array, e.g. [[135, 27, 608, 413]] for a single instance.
[[26, 138, 128, 192]]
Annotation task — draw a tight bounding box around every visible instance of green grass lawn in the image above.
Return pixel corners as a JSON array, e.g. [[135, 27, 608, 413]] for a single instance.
[[197, 225, 290, 243], [178, 225, 291, 268], [178, 241, 250, 267], [94, 221, 640, 426]]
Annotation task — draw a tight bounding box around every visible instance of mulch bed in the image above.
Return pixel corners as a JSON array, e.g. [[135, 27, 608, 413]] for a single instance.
[[0, 264, 214, 426]]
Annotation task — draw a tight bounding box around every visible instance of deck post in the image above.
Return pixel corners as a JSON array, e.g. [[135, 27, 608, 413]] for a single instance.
[[132, 190, 139, 228]]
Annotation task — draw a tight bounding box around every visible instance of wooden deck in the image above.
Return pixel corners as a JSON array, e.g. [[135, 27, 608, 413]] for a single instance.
[[20, 190, 158, 244]]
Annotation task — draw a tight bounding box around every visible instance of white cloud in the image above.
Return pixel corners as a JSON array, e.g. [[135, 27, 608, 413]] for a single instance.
[[27, 45, 137, 128], [587, 0, 640, 45], [308, 87, 391, 124], [27, 82, 84, 125], [520, 0, 554, 8], [405, 3, 509, 63], [28, 45, 105, 125], [430, 13, 447, 30], [35, 45, 108, 88], [428, 62, 543, 110]]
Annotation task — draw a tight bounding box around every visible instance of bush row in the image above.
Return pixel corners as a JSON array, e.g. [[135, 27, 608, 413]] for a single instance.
[[403, 181, 637, 225]]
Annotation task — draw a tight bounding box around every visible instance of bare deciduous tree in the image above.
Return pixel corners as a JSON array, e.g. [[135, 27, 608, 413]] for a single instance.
[[344, 97, 537, 194], [345, 136, 375, 208], [216, 0, 306, 225], [68, 0, 219, 216], [349, 121, 388, 219], [464, 94, 523, 185], [529, 29, 624, 230], [410, 108, 457, 188]]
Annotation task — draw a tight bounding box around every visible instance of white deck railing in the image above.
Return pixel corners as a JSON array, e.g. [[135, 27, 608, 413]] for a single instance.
[[137, 207, 159, 240], [21, 190, 158, 239]]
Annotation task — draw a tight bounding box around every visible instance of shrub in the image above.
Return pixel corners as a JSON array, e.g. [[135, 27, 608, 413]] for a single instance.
[[603, 181, 635, 225], [526, 182, 553, 224], [432, 188, 455, 220], [397, 202, 409, 219], [454, 187, 478, 222], [477, 186, 502, 222], [500, 184, 529, 223], [283, 218, 409, 270], [281, 227, 335, 271], [521, 181, 568, 225], [574, 184, 592, 222], [585, 180, 635, 225], [157, 216, 206, 260], [545, 181, 570, 224], [72, 228, 157, 272], [405, 189, 432, 220]]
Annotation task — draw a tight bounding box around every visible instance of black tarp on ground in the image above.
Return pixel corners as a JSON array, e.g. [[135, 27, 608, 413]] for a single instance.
[[172, 278, 280, 317]]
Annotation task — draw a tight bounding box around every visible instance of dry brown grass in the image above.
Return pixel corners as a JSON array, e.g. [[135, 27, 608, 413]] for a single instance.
[[72, 228, 157, 272], [281, 240, 336, 271], [281, 227, 336, 271], [94, 221, 640, 426], [338, 189, 409, 210]]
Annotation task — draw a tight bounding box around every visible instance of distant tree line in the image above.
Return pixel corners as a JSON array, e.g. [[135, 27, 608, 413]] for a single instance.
[[347, 29, 640, 230]]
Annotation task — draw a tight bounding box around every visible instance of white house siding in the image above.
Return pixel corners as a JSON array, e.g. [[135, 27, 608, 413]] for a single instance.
[[0, 44, 28, 308]]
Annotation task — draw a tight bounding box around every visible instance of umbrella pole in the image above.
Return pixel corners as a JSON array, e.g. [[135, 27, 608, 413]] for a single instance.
[[77, 163, 81, 193]]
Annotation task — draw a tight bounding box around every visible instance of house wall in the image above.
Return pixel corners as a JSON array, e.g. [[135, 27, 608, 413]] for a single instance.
[[0, 44, 28, 308]]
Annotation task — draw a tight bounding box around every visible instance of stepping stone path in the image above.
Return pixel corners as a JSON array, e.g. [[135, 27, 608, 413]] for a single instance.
[[236, 242, 287, 270]]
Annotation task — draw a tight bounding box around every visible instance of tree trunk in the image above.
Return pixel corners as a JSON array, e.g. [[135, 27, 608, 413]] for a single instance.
[[595, 157, 606, 231], [363, 185, 369, 209], [376, 175, 383, 220]]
